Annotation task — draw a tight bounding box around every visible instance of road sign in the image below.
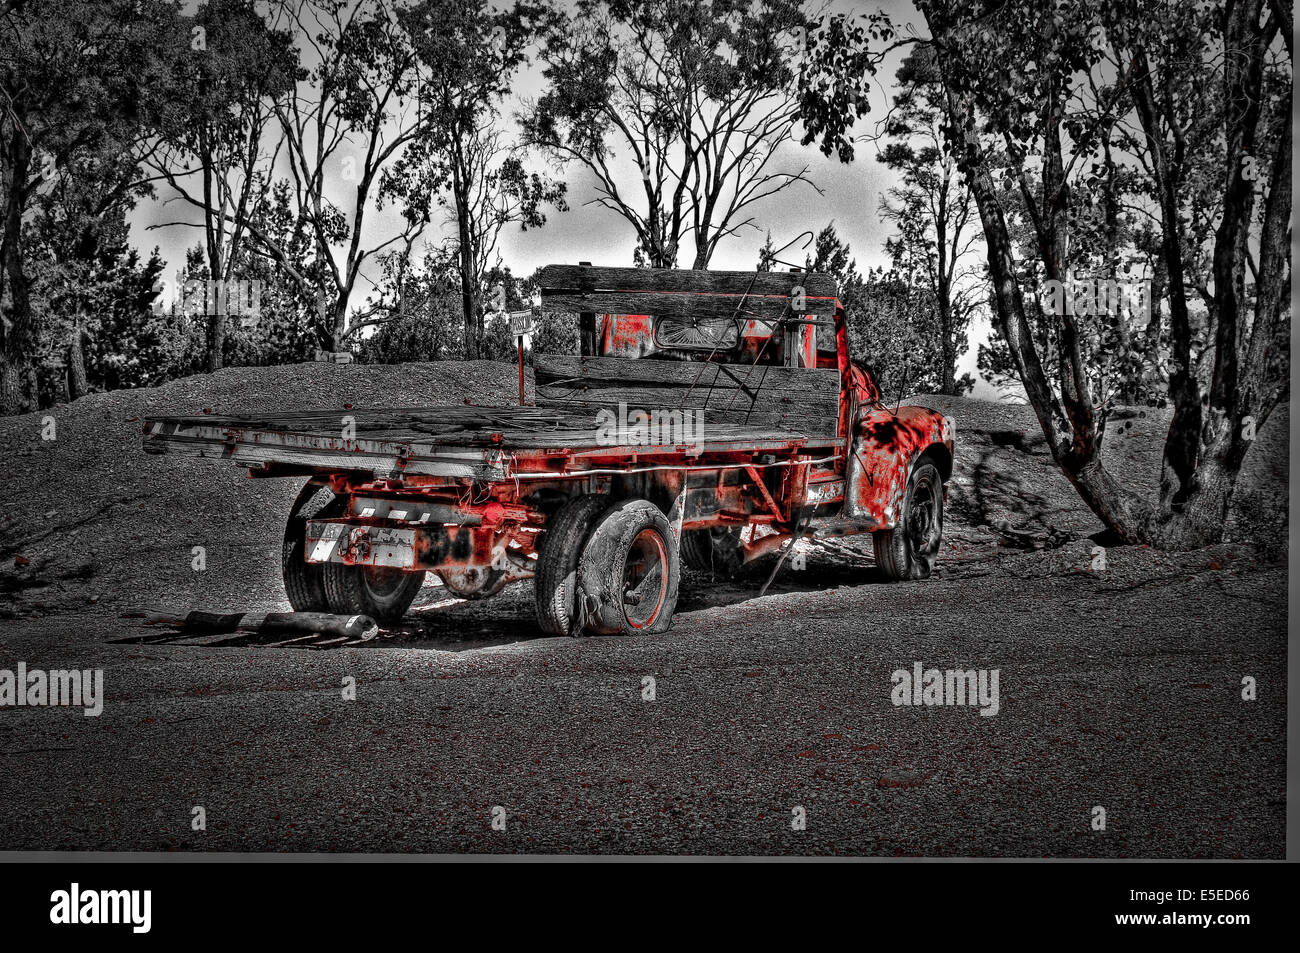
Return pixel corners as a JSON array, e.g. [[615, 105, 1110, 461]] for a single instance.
[[509, 310, 534, 338]]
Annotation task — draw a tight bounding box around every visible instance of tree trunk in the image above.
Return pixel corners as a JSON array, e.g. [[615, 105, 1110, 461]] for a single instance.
[[0, 360, 27, 416], [1147, 441, 1241, 549], [458, 236, 478, 360], [936, 65, 1157, 544], [207, 307, 225, 373], [452, 160, 478, 360], [67, 325, 88, 401], [937, 296, 957, 395], [1, 126, 36, 415]]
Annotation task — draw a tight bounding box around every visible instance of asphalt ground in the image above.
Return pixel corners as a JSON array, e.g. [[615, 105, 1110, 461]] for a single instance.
[[0, 541, 1284, 857]]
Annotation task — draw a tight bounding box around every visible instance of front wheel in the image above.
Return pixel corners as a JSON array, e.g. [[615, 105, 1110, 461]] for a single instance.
[[873, 457, 944, 581]]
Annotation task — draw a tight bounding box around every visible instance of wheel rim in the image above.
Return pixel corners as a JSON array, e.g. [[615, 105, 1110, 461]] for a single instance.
[[907, 473, 942, 557], [622, 529, 668, 629]]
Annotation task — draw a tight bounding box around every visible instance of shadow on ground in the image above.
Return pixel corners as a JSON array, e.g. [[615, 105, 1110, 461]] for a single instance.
[[105, 548, 909, 654]]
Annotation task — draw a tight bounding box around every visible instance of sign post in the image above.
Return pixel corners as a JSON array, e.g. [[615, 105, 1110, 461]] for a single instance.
[[509, 309, 535, 405]]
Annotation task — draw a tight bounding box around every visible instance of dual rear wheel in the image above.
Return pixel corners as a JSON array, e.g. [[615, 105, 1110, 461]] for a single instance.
[[534, 496, 680, 637], [282, 483, 424, 624]]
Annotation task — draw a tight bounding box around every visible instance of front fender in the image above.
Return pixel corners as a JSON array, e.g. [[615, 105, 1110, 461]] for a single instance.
[[842, 403, 954, 529]]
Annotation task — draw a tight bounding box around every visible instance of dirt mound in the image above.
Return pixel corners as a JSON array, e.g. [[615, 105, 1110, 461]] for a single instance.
[[0, 363, 1286, 622], [909, 394, 1288, 550], [0, 361, 524, 620]]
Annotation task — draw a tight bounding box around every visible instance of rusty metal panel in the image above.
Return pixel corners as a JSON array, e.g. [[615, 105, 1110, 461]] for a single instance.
[[307, 521, 419, 569]]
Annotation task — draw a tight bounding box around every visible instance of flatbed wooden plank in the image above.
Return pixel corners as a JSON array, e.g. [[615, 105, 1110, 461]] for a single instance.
[[142, 405, 842, 475], [531, 395, 839, 438], [140, 349, 849, 478], [533, 354, 839, 396], [533, 354, 841, 431], [537, 265, 838, 320], [536, 383, 838, 416]]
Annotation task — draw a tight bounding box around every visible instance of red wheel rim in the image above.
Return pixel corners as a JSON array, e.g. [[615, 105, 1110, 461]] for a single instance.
[[622, 529, 668, 629]]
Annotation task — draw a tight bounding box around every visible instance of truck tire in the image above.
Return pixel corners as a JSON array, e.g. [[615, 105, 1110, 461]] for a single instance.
[[439, 566, 509, 600], [679, 526, 745, 575], [577, 499, 681, 636], [322, 563, 425, 624], [282, 482, 342, 613], [873, 456, 944, 581], [534, 495, 609, 635]]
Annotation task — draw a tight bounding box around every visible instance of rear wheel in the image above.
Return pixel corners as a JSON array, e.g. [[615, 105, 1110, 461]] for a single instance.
[[534, 495, 609, 635], [873, 457, 944, 581], [323, 563, 425, 624], [282, 482, 340, 613], [679, 525, 745, 575], [577, 499, 680, 636]]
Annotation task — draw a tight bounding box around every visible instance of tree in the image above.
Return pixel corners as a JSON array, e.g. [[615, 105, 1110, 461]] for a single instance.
[[0, 0, 188, 413], [147, 0, 298, 370], [525, 0, 895, 268], [357, 244, 465, 364], [806, 223, 945, 397], [914, 0, 1290, 547], [150, 0, 442, 357], [27, 204, 173, 400], [396, 0, 564, 359], [878, 46, 980, 396]]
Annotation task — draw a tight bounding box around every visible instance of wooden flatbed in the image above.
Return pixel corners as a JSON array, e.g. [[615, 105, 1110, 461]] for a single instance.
[[141, 356, 846, 480], [142, 403, 841, 479]]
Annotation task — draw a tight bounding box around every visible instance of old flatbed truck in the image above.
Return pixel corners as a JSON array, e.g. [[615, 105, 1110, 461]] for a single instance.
[[141, 264, 954, 636]]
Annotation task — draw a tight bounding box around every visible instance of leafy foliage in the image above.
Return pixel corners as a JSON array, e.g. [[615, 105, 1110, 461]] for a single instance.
[[525, 0, 891, 268], [805, 224, 947, 398]]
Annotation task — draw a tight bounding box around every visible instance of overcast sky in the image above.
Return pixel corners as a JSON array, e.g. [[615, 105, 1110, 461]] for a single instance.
[[135, 0, 1000, 396]]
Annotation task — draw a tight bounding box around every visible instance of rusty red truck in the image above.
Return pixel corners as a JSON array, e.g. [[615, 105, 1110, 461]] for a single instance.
[[141, 264, 954, 635]]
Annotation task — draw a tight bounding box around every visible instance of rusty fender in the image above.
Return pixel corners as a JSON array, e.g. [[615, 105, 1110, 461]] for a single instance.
[[844, 404, 954, 529]]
